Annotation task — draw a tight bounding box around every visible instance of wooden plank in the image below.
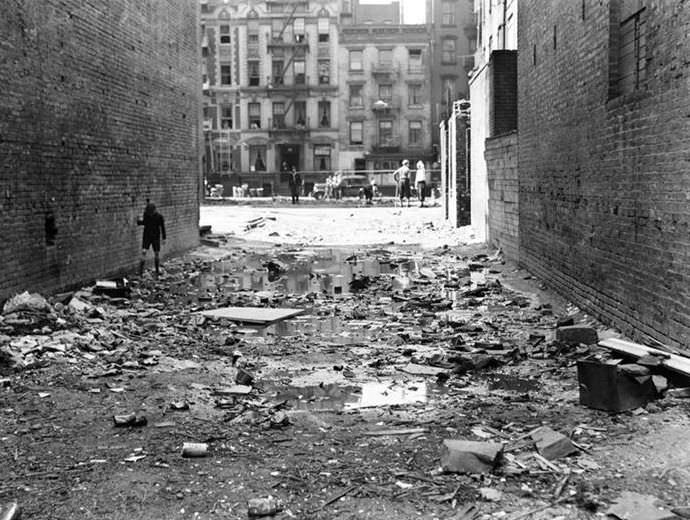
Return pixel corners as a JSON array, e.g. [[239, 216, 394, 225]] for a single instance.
[[397, 363, 448, 377], [365, 428, 428, 437], [599, 338, 690, 378], [198, 306, 305, 325]]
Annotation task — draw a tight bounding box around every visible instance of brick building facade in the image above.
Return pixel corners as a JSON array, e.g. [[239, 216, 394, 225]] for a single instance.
[[0, 1, 201, 302], [518, 1, 690, 348]]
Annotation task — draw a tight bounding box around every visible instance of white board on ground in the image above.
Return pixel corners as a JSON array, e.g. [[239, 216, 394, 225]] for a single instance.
[[198, 306, 305, 325]]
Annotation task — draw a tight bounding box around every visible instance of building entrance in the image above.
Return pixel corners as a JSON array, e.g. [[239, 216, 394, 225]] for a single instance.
[[278, 144, 301, 172]]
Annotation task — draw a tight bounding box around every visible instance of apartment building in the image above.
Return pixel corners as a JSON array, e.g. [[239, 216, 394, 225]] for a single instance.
[[201, 0, 340, 194], [429, 0, 475, 145], [337, 16, 433, 172]]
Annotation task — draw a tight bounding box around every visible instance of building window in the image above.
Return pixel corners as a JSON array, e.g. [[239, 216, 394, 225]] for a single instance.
[[221, 105, 233, 129], [314, 145, 331, 171], [350, 121, 363, 144], [248, 102, 261, 128], [249, 146, 266, 171], [294, 101, 306, 127], [220, 25, 231, 44], [272, 102, 285, 128], [441, 1, 455, 25], [441, 38, 456, 64], [409, 121, 422, 145], [271, 19, 283, 40], [318, 59, 330, 84], [617, 6, 647, 95], [272, 60, 284, 85], [294, 59, 305, 84], [408, 48, 423, 73], [220, 63, 232, 85], [318, 100, 331, 127], [378, 84, 392, 103], [248, 60, 260, 86], [378, 120, 393, 145], [349, 84, 363, 107], [442, 77, 456, 105], [349, 50, 363, 71], [318, 17, 330, 42], [408, 84, 422, 105], [379, 49, 393, 66], [294, 18, 305, 41]]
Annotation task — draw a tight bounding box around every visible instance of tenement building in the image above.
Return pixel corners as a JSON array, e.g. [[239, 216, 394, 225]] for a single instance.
[[202, 0, 340, 195], [337, 21, 433, 173]]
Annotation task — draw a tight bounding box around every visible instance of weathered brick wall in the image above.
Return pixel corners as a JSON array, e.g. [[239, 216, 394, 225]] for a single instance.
[[486, 131, 518, 261], [0, 1, 201, 301], [518, 1, 690, 349]]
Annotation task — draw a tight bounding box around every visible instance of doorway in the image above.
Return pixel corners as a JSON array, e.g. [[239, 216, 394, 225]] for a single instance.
[[278, 144, 301, 172]]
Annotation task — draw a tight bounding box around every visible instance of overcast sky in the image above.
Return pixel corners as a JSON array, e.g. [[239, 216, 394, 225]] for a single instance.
[[358, 0, 426, 24]]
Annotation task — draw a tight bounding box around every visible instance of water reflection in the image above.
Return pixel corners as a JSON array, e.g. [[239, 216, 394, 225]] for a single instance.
[[267, 381, 434, 411]]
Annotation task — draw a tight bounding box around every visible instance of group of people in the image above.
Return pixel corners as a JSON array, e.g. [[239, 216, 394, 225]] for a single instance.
[[393, 159, 429, 207], [324, 171, 343, 200]]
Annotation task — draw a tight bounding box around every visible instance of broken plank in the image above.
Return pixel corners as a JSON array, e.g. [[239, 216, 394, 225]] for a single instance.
[[397, 363, 448, 377], [365, 428, 428, 437], [599, 338, 690, 379], [198, 306, 305, 325]]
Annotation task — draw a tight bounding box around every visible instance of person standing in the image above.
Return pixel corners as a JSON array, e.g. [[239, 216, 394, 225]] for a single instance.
[[137, 200, 166, 276], [415, 160, 427, 207], [288, 166, 302, 204], [393, 159, 411, 207]]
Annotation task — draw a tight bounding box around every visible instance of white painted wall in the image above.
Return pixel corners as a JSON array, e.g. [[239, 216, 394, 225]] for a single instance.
[[469, 64, 490, 241]]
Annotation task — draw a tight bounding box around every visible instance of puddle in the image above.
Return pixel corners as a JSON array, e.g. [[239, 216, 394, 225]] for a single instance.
[[187, 249, 419, 301], [266, 381, 441, 411], [487, 373, 540, 392]]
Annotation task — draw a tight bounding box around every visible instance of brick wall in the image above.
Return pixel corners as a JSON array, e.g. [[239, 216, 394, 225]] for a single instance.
[[486, 131, 518, 261], [0, 1, 201, 302], [518, 1, 690, 349]]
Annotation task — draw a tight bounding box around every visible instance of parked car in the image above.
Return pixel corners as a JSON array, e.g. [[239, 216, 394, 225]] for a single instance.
[[311, 175, 371, 199]]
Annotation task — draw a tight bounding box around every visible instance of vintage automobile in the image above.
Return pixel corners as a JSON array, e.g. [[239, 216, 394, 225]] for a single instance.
[[311, 175, 372, 200]]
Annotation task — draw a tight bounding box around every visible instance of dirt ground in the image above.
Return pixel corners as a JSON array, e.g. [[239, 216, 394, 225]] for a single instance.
[[1, 204, 689, 520]]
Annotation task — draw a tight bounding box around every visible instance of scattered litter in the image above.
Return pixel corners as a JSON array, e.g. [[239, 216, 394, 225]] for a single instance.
[[606, 491, 677, 520], [181, 442, 208, 458], [113, 414, 147, 427], [0, 502, 21, 520], [247, 496, 283, 517]]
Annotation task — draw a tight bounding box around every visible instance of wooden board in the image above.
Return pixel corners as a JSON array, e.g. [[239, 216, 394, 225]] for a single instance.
[[198, 306, 305, 325], [599, 338, 690, 379]]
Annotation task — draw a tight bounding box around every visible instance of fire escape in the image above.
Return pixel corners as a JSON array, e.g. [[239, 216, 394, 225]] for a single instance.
[[266, 2, 310, 138]]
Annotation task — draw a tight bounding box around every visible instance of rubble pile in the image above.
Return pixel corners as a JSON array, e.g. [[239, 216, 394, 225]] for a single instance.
[[1, 238, 689, 519]]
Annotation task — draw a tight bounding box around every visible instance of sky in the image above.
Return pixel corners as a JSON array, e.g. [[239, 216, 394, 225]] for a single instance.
[[358, 0, 427, 24]]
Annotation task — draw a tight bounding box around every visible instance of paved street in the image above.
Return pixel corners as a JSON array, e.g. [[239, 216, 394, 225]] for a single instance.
[[1, 206, 689, 519]]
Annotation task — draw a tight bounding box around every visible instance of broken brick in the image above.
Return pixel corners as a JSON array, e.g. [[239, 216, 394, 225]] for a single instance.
[[530, 426, 578, 460], [556, 325, 598, 345], [440, 439, 503, 474]]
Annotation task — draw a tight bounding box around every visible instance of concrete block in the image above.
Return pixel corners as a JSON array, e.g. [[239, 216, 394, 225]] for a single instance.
[[556, 325, 598, 345], [440, 440, 503, 474], [530, 426, 578, 460]]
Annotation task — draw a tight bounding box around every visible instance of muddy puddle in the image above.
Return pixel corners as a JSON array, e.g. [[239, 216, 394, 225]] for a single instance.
[[265, 380, 445, 411], [487, 373, 541, 392], [179, 249, 419, 302]]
